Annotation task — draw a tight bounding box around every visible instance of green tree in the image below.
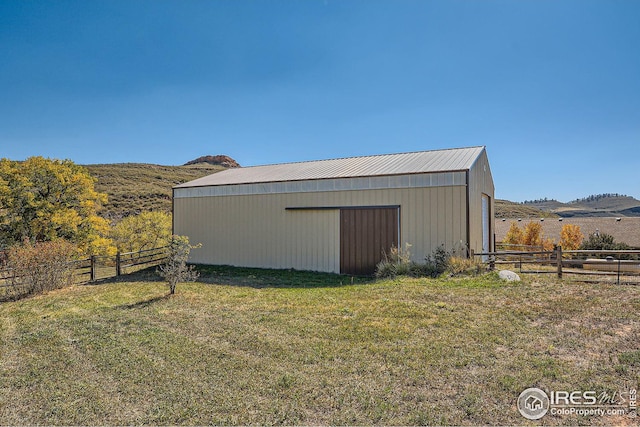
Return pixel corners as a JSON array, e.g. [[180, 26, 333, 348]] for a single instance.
[[580, 232, 629, 251], [111, 211, 172, 254], [579, 232, 633, 259], [0, 157, 114, 255]]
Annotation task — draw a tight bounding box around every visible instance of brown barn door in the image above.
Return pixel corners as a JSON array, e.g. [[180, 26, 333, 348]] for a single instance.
[[340, 207, 399, 275]]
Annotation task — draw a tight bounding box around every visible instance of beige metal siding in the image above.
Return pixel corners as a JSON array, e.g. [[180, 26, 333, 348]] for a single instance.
[[467, 149, 495, 255], [174, 182, 469, 273], [174, 192, 340, 272]]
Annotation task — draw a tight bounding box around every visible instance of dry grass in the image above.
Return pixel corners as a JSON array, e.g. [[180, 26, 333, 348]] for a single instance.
[[495, 199, 559, 219], [0, 267, 638, 425], [496, 217, 640, 248], [85, 163, 225, 220]]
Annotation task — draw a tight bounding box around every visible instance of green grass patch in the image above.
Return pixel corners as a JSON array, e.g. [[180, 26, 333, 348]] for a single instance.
[[194, 264, 372, 288], [1, 268, 638, 425], [619, 350, 640, 367]]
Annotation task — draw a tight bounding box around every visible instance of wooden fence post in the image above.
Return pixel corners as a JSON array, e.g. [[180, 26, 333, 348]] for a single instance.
[[90, 255, 97, 282], [556, 245, 563, 279], [116, 252, 121, 277]]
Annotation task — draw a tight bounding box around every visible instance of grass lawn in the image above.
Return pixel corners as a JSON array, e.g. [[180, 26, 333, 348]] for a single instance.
[[0, 267, 639, 425]]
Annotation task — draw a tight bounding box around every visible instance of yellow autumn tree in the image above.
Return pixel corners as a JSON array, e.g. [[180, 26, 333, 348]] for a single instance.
[[503, 222, 524, 247], [560, 224, 583, 250], [520, 221, 555, 251], [542, 237, 555, 251], [523, 221, 543, 248], [110, 211, 172, 254], [0, 157, 115, 256]]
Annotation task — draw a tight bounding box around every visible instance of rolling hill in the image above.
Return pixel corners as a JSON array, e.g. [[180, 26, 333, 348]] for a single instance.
[[494, 199, 558, 219], [521, 194, 640, 217], [86, 162, 227, 221]]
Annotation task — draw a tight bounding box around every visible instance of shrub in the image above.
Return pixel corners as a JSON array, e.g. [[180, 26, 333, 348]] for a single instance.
[[580, 232, 626, 251], [579, 232, 635, 260], [3, 239, 77, 299], [447, 256, 485, 277], [375, 243, 414, 279], [424, 245, 452, 277], [158, 236, 200, 295], [386, 243, 413, 265], [374, 259, 398, 278], [375, 244, 483, 279]]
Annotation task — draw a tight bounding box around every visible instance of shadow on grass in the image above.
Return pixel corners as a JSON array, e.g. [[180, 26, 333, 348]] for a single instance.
[[82, 266, 164, 286], [80, 264, 374, 290], [117, 294, 171, 310], [194, 264, 374, 289]]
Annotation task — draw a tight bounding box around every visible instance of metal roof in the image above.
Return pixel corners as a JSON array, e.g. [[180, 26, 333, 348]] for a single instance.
[[175, 146, 486, 189]]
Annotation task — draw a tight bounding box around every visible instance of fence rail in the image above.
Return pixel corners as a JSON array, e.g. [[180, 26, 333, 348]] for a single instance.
[[475, 246, 640, 284], [0, 246, 168, 293]]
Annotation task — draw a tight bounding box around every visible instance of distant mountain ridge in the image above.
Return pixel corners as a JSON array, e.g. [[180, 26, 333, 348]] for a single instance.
[[508, 194, 640, 218]]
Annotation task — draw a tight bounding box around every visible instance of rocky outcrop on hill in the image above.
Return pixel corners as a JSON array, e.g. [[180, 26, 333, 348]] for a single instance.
[[184, 155, 240, 168]]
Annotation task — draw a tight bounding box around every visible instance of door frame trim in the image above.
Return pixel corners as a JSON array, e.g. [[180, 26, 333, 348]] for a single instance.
[[286, 204, 400, 211]]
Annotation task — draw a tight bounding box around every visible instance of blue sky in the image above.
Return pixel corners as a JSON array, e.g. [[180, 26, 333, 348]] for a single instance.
[[1, 0, 639, 202]]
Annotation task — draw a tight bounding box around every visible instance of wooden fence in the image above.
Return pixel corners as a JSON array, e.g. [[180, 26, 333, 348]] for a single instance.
[[72, 246, 169, 283], [475, 246, 640, 284], [0, 246, 168, 299]]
